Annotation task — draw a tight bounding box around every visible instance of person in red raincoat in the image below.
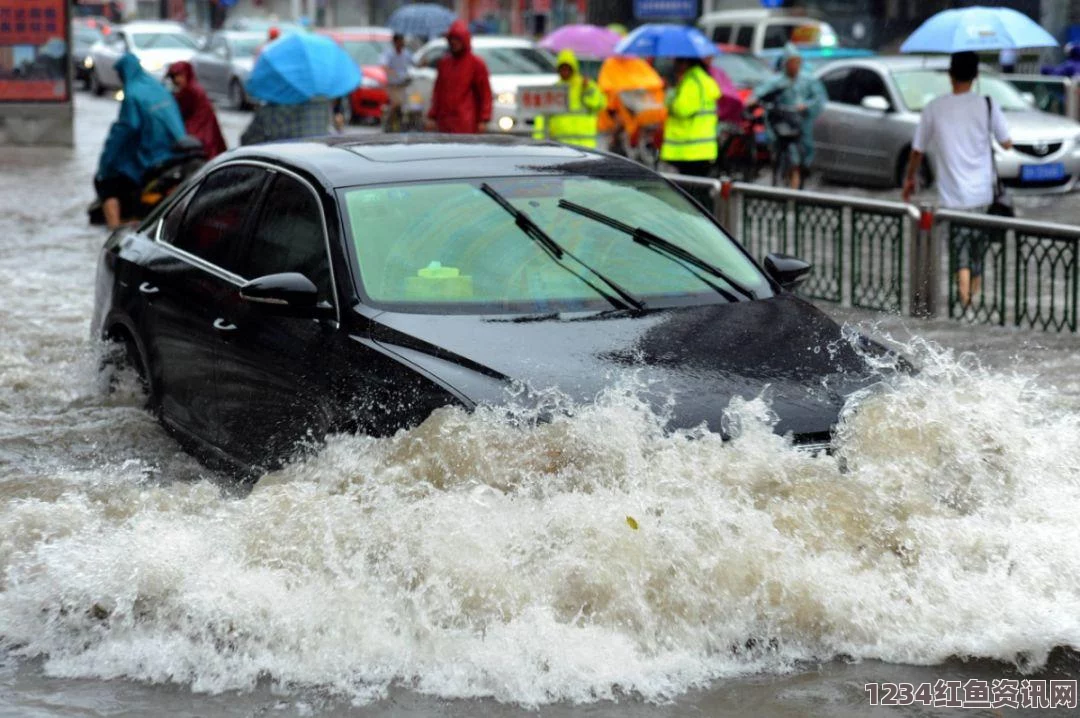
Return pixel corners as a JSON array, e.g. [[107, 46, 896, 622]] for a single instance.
[[166, 61, 227, 159], [425, 20, 492, 134]]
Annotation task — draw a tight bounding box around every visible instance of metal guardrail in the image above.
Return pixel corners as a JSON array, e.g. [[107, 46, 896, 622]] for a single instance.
[[663, 173, 1080, 333]]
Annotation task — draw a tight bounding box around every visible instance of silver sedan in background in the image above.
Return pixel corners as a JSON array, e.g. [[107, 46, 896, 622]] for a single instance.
[[190, 31, 264, 109], [87, 21, 199, 95], [812, 56, 1080, 193]]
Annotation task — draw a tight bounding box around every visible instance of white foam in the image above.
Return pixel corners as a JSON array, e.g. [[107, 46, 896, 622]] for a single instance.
[[2, 342, 1079, 706]]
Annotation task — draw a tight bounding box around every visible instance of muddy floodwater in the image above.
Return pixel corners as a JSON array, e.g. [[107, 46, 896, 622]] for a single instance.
[[1, 95, 1079, 717]]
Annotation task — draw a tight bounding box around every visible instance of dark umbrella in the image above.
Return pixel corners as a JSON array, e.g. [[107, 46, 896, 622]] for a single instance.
[[388, 3, 457, 38]]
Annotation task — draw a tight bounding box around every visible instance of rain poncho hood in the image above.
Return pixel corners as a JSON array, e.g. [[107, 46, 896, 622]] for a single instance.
[[446, 19, 471, 54], [556, 48, 580, 75], [97, 53, 186, 183]]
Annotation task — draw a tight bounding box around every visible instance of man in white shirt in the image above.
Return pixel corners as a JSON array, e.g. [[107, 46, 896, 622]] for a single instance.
[[902, 51, 1013, 308], [381, 33, 414, 132]]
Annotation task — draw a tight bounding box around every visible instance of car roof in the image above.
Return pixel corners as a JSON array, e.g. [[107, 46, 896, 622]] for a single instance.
[[816, 54, 950, 74], [421, 35, 539, 50], [120, 21, 190, 33], [221, 135, 659, 190], [700, 9, 824, 22]]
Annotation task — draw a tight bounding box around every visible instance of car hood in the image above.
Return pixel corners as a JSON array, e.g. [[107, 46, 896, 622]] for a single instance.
[[366, 296, 885, 440], [1002, 110, 1080, 142], [490, 73, 559, 93]]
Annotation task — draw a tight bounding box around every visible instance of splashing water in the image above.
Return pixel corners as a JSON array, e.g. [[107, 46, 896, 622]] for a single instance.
[[1, 334, 1079, 708]]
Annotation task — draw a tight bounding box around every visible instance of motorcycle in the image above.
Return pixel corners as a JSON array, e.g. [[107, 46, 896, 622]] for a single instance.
[[88, 136, 207, 226]]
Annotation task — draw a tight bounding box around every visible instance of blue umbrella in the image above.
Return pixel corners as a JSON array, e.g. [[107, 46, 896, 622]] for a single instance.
[[614, 23, 715, 59], [901, 6, 1058, 53], [388, 3, 456, 38], [246, 33, 361, 105]]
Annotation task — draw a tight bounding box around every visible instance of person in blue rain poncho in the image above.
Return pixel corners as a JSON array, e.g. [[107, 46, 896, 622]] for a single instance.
[[95, 53, 186, 229], [751, 43, 827, 189]]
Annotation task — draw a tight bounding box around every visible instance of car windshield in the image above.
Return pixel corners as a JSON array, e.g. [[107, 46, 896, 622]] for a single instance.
[[713, 53, 771, 87], [893, 69, 1031, 111], [343, 39, 390, 65], [230, 36, 263, 57], [130, 32, 198, 50], [75, 27, 104, 45], [342, 175, 770, 314], [474, 46, 557, 74]]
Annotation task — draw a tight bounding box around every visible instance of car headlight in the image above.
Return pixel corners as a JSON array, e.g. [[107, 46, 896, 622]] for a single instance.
[[360, 75, 382, 90], [83, 56, 94, 69], [140, 58, 164, 73], [497, 115, 515, 131], [496, 91, 516, 107]]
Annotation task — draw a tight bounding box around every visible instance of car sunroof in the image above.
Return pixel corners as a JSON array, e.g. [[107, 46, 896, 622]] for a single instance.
[[344, 143, 587, 163]]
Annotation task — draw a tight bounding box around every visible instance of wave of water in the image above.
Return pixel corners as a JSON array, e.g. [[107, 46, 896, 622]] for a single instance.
[[1, 334, 1079, 707]]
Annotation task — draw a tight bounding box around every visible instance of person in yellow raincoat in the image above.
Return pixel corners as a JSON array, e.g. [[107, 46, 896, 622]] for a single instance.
[[596, 55, 666, 158], [533, 49, 606, 148], [660, 57, 720, 177]]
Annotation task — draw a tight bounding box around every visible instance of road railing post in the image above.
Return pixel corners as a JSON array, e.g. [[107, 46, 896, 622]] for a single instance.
[[716, 177, 735, 231], [910, 204, 937, 318]]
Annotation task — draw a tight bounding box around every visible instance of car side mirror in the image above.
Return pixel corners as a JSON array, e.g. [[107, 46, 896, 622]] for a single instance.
[[861, 95, 891, 112], [764, 252, 812, 290], [1021, 91, 1036, 105], [240, 272, 320, 314]]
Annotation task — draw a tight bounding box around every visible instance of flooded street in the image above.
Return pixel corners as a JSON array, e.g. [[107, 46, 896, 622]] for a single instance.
[[1, 94, 1080, 717]]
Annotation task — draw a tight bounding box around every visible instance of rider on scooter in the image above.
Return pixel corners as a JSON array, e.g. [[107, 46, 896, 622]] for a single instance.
[[95, 53, 186, 230]]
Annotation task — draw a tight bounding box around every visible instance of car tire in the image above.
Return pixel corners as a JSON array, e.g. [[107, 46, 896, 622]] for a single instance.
[[90, 68, 105, 97], [101, 331, 158, 415], [228, 78, 247, 110]]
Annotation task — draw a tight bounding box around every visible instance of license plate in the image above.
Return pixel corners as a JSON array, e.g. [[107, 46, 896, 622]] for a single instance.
[[1020, 162, 1066, 182]]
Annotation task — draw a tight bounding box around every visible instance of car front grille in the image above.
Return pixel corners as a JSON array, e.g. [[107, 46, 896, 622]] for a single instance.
[[1014, 141, 1063, 158]]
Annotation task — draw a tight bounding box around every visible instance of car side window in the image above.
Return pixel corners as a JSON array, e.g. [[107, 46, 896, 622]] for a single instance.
[[159, 186, 196, 243], [709, 24, 732, 43], [170, 166, 265, 275], [734, 26, 754, 49], [418, 47, 445, 67], [762, 24, 791, 49], [850, 68, 890, 107], [236, 174, 332, 304], [821, 68, 853, 104]]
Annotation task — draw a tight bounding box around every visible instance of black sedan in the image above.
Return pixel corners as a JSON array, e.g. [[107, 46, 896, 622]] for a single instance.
[[93, 135, 890, 476]]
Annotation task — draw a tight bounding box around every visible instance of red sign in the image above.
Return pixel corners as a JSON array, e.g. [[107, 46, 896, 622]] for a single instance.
[[518, 84, 568, 114], [0, 0, 70, 102]]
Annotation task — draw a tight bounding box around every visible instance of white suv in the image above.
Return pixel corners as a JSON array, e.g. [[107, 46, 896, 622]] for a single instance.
[[697, 9, 838, 56]]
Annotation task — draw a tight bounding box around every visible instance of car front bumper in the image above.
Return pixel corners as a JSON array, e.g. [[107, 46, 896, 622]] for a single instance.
[[996, 140, 1080, 193]]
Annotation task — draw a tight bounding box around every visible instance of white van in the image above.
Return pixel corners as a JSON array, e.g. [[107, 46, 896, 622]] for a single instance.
[[697, 9, 838, 56]]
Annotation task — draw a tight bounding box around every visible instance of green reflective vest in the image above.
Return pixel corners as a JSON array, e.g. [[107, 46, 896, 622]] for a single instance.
[[660, 65, 720, 163], [533, 76, 606, 148]]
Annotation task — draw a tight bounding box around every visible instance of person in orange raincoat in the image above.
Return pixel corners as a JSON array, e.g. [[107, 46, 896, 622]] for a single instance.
[[596, 55, 666, 154]]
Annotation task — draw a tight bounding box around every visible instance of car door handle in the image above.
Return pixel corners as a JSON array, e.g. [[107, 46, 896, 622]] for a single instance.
[[139, 282, 160, 295], [213, 318, 237, 332]]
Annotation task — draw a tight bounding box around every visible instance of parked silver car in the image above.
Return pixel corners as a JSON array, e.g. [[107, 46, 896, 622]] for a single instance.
[[191, 31, 264, 109], [813, 56, 1080, 192], [411, 36, 558, 134], [87, 21, 199, 95]]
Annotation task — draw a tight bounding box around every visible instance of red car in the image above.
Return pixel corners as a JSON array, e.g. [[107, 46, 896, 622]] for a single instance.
[[317, 27, 392, 124]]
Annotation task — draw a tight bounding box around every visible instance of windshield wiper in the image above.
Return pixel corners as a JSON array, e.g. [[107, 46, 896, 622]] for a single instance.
[[557, 199, 757, 302], [479, 183, 646, 312]]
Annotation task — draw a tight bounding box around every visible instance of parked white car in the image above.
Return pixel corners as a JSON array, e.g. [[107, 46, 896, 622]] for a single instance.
[[87, 21, 199, 95], [698, 9, 838, 56], [411, 36, 558, 134]]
